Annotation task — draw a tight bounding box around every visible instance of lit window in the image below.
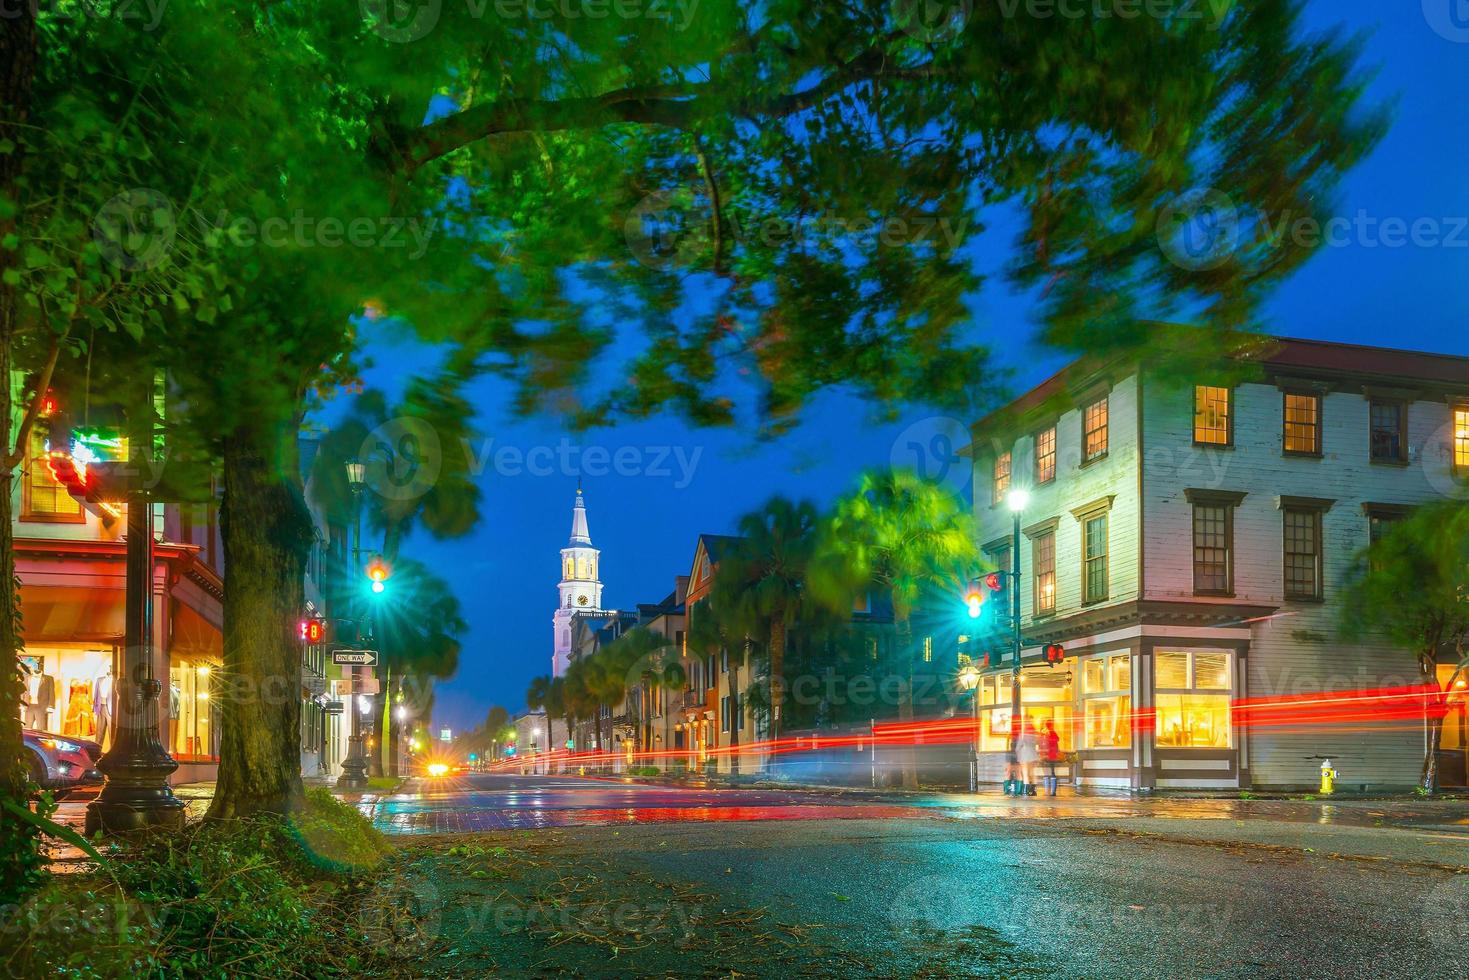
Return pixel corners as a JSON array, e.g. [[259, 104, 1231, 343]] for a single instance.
[[1083, 397, 1108, 461], [1455, 407, 1469, 473], [1082, 653, 1131, 748], [993, 451, 1011, 504], [1370, 401, 1405, 461], [1083, 514, 1108, 603], [1192, 503, 1232, 595], [22, 433, 83, 522], [1193, 386, 1231, 446], [922, 636, 933, 663], [1154, 649, 1233, 748], [1034, 426, 1056, 484], [1283, 508, 1322, 600], [1032, 532, 1055, 616], [1283, 393, 1321, 454]]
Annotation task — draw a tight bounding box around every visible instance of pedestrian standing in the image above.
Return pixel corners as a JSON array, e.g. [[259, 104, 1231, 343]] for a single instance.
[[1038, 719, 1062, 797], [1015, 715, 1040, 796]]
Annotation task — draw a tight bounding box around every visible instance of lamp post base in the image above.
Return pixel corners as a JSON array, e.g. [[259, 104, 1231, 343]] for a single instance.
[[85, 757, 186, 836], [337, 736, 370, 789]]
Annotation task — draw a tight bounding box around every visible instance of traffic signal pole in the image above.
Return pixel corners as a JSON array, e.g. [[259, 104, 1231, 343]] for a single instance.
[[336, 473, 370, 790], [1008, 505, 1023, 777]]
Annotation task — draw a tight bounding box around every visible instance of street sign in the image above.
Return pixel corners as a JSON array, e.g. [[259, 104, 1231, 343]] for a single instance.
[[439, 728, 452, 742], [323, 700, 345, 715], [332, 649, 378, 666]]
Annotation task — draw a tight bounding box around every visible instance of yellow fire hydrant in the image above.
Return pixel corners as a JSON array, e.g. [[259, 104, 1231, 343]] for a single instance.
[[1319, 758, 1337, 795]]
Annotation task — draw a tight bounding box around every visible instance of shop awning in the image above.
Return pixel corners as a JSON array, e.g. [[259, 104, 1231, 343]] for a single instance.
[[19, 585, 124, 643], [171, 600, 223, 660]]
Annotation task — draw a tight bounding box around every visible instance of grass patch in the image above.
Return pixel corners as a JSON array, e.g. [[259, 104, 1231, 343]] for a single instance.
[[365, 776, 402, 792], [3, 789, 409, 978]]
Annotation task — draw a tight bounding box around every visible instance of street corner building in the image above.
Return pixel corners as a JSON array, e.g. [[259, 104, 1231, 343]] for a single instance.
[[969, 331, 1469, 792], [12, 422, 225, 786]]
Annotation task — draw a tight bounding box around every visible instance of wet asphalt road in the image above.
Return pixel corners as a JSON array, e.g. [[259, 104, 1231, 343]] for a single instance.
[[360, 774, 1469, 977]]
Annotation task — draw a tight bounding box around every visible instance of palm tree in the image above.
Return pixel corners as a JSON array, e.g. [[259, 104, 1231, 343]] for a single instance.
[[526, 676, 572, 771], [687, 588, 755, 773], [371, 557, 466, 776], [599, 626, 676, 759], [812, 469, 977, 788], [714, 497, 822, 754]]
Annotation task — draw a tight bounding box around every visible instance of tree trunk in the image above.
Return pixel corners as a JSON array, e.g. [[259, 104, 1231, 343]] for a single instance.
[[1421, 662, 1467, 795], [0, 0, 43, 901], [768, 619, 785, 747], [207, 430, 315, 819]]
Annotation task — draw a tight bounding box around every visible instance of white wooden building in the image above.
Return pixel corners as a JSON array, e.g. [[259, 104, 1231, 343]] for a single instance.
[[970, 334, 1469, 791]]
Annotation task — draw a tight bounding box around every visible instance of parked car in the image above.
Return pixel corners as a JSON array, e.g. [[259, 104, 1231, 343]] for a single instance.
[[22, 730, 103, 800]]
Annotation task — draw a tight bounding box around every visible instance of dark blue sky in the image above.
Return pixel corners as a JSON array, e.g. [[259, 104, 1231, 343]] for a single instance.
[[352, 2, 1469, 736]]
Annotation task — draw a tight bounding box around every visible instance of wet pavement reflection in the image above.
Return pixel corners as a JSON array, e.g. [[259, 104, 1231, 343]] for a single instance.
[[346, 773, 1469, 837]]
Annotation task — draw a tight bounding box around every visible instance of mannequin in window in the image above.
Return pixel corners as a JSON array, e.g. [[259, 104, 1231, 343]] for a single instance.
[[93, 668, 114, 746], [24, 665, 55, 731], [64, 679, 94, 737]]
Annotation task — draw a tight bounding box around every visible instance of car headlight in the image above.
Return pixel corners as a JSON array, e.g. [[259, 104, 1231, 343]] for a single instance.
[[426, 763, 448, 777], [39, 738, 81, 753]]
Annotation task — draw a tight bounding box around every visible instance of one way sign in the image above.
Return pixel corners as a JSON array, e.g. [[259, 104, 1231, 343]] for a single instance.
[[332, 649, 378, 666]]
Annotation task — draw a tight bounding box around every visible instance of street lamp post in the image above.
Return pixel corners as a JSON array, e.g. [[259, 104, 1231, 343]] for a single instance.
[[1006, 488, 1029, 793], [958, 664, 981, 792], [337, 459, 370, 790]]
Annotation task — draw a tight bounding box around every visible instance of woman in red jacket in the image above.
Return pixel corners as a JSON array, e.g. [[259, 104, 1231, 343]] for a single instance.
[[1038, 720, 1062, 797]]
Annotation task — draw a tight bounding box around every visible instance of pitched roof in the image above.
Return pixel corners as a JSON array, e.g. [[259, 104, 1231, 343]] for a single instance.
[[973, 327, 1469, 438]]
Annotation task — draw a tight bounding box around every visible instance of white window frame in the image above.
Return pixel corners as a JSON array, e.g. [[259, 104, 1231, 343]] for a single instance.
[[1152, 648, 1235, 749]]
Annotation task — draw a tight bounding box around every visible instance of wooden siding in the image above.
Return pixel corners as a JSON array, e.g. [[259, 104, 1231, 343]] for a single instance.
[[974, 375, 1143, 639]]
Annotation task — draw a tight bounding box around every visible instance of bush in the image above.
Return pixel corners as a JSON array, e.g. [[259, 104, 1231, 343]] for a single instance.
[[2, 789, 400, 978], [628, 766, 661, 777]]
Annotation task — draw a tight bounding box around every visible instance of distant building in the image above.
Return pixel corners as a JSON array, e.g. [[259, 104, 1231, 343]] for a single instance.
[[971, 332, 1469, 791], [552, 486, 604, 678]]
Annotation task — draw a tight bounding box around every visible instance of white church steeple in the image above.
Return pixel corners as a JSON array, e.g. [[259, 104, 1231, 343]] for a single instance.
[[552, 484, 604, 677]]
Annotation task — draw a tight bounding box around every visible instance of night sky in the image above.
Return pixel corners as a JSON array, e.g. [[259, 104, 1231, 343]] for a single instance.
[[344, 2, 1469, 736]]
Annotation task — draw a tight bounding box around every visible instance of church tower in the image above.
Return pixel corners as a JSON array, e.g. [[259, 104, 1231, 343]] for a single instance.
[[552, 486, 603, 677]]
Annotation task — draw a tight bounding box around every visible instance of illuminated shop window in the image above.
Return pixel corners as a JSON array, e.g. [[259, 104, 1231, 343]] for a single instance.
[[1154, 649, 1233, 748]]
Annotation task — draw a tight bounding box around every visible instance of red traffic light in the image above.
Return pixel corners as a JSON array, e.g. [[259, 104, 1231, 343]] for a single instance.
[[300, 618, 327, 644], [1044, 643, 1066, 666], [983, 571, 1003, 592]]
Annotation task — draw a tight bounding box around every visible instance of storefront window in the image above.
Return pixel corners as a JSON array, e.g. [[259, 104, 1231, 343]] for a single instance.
[[19, 647, 115, 746], [170, 659, 217, 760], [980, 667, 1073, 752], [1082, 651, 1131, 748], [1154, 648, 1234, 748], [1439, 664, 1467, 752]]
